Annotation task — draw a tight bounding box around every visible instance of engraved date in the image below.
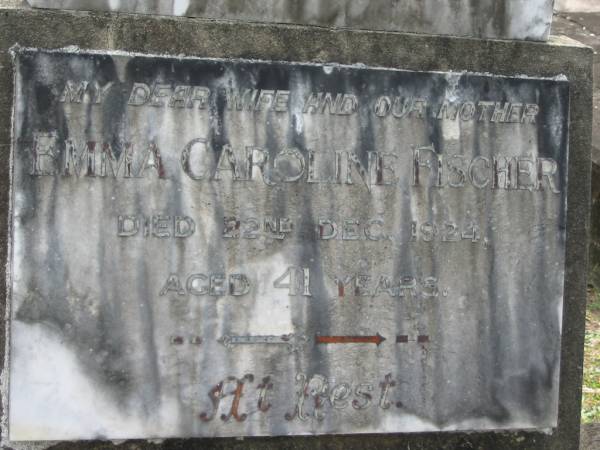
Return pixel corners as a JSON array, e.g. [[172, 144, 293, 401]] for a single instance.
[[411, 221, 481, 243]]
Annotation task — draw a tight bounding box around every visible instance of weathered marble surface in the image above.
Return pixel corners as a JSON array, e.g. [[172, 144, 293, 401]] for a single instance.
[[7, 48, 569, 441], [25, 0, 555, 41]]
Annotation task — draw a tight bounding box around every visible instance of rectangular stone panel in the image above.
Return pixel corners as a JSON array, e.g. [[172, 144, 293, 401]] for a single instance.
[[25, 0, 554, 41], [7, 48, 569, 441]]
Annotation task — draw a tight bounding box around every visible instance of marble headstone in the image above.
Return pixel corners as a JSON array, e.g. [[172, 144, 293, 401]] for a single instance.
[[6, 48, 569, 441], [25, 0, 555, 41]]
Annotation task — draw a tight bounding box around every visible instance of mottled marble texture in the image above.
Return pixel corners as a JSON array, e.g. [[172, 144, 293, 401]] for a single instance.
[[7, 48, 569, 441], [25, 0, 555, 41]]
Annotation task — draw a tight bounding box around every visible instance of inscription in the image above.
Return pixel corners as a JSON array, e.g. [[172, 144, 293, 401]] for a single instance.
[[159, 268, 443, 300], [334, 274, 440, 299], [315, 334, 386, 346], [375, 97, 539, 123], [280, 373, 402, 421], [317, 218, 389, 241], [117, 214, 488, 245], [413, 147, 560, 192], [160, 273, 251, 297], [219, 334, 308, 353], [10, 51, 568, 439], [411, 221, 481, 243], [170, 335, 203, 345], [170, 333, 424, 350], [199, 374, 255, 423], [58, 80, 540, 125], [118, 215, 196, 238], [273, 267, 312, 297], [25, 134, 561, 194], [223, 216, 293, 239]]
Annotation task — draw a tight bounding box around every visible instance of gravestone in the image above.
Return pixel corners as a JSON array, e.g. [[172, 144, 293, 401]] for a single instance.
[[0, 5, 593, 450], [24, 0, 555, 41], [7, 48, 568, 440]]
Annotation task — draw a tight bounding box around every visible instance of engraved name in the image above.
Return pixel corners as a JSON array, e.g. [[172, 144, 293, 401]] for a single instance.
[[24, 133, 560, 193]]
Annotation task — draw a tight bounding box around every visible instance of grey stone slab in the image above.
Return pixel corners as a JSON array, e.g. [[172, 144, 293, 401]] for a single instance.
[[0, 1, 24, 8], [555, 0, 600, 13], [7, 47, 569, 441], [552, 14, 600, 162], [0, 8, 593, 450], [580, 422, 600, 450], [552, 13, 600, 291], [25, 0, 555, 41]]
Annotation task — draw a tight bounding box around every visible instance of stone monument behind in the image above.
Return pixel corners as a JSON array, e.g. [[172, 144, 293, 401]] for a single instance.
[[25, 0, 554, 40]]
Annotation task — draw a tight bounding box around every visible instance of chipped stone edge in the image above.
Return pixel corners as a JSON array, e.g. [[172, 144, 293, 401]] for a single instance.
[[1, 43, 16, 450], [0, 44, 57, 450], [0, 43, 570, 448], [548, 34, 592, 47], [10, 44, 570, 83]]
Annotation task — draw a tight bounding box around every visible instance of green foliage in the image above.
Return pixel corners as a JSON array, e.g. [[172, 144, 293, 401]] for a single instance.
[[588, 288, 600, 312], [582, 290, 600, 423]]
